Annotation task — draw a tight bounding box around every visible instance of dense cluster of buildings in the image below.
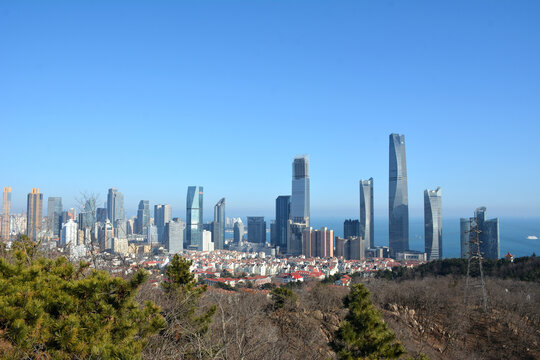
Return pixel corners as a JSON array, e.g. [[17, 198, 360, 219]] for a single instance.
[[0, 133, 500, 263]]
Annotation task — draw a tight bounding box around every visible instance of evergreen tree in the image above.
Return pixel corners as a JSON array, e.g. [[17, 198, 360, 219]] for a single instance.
[[331, 283, 405, 360], [270, 287, 298, 309], [157, 254, 216, 358], [0, 236, 165, 359]]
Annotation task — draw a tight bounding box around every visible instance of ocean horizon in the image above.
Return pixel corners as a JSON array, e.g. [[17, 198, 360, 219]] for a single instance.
[[233, 217, 540, 259]]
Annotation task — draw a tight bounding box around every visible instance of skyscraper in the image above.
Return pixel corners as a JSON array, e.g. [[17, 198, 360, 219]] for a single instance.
[[274, 195, 291, 250], [288, 155, 310, 255], [166, 218, 185, 254], [247, 216, 266, 244], [460, 208, 499, 260], [136, 200, 150, 234], [291, 155, 310, 224], [389, 134, 409, 257], [344, 219, 360, 238], [424, 187, 442, 261], [359, 178, 374, 248], [27, 188, 43, 241], [460, 218, 471, 259], [47, 197, 63, 237], [186, 186, 203, 249], [213, 198, 226, 250], [233, 221, 244, 243], [154, 204, 172, 243], [1, 187, 12, 241], [475, 207, 500, 260], [107, 188, 125, 224]]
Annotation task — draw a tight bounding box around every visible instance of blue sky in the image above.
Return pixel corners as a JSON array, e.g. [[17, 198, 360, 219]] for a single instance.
[[1, 0, 539, 221]]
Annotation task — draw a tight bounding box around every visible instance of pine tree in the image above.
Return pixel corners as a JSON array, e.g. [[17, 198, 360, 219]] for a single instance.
[[157, 254, 216, 358], [331, 283, 405, 360], [0, 235, 165, 359]]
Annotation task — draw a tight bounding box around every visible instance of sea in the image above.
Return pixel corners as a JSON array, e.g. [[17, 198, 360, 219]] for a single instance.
[[234, 217, 540, 259], [309, 217, 540, 259]]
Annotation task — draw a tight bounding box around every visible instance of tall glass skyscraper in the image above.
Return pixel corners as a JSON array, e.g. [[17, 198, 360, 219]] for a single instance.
[[136, 200, 150, 234], [186, 186, 203, 249], [389, 134, 409, 257], [359, 178, 374, 248], [460, 207, 499, 260], [291, 155, 310, 225], [274, 195, 291, 250], [247, 216, 266, 244], [154, 204, 172, 243], [213, 198, 226, 250], [475, 207, 500, 260], [107, 188, 125, 224], [47, 197, 63, 237], [289, 155, 310, 255], [424, 187, 442, 260]]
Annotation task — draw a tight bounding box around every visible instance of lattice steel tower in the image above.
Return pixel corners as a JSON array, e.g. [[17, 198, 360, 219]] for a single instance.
[[465, 218, 488, 311]]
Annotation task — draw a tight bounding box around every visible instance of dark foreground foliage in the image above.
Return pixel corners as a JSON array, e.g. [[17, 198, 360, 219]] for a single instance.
[[376, 256, 540, 282], [331, 284, 405, 359], [0, 236, 165, 359]]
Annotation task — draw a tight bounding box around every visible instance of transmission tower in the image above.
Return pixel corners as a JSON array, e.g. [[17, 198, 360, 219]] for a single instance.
[[465, 217, 488, 311]]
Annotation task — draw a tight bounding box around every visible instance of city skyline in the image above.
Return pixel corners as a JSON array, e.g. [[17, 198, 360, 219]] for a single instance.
[[1, 1, 538, 219]]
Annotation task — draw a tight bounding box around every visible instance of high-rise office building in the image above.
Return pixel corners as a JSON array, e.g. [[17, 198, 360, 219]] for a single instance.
[[475, 207, 500, 260], [344, 219, 360, 238], [274, 195, 291, 250], [27, 188, 43, 241], [460, 207, 499, 260], [154, 204, 172, 243], [146, 224, 158, 245], [136, 200, 150, 234], [288, 155, 310, 255], [389, 134, 409, 257], [460, 218, 471, 259], [96, 208, 107, 223], [213, 198, 225, 250], [233, 221, 244, 243], [359, 178, 374, 248], [79, 198, 97, 230], [247, 216, 266, 244], [47, 197, 63, 237], [302, 227, 334, 258], [1, 187, 12, 241], [424, 187, 442, 261], [186, 186, 203, 249], [291, 155, 310, 224], [107, 188, 125, 224], [166, 218, 185, 254]]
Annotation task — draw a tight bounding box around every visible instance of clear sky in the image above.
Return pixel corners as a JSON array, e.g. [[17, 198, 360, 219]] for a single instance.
[[1, 0, 539, 221]]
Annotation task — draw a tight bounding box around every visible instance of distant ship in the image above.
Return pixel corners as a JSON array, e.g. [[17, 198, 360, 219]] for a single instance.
[[526, 235, 538, 240]]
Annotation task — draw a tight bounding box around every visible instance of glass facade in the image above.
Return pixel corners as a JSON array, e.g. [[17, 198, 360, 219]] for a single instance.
[[136, 200, 150, 234], [186, 186, 203, 249], [424, 187, 442, 260], [359, 178, 374, 248], [389, 134, 409, 256], [291, 156, 310, 225], [107, 188, 125, 224], [47, 197, 63, 237], [275, 195, 291, 250], [475, 207, 500, 260], [154, 204, 172, 243], [247, 216, 266, 243], [213, 198, 226, 250]]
